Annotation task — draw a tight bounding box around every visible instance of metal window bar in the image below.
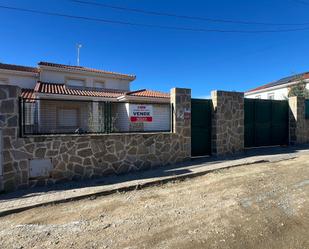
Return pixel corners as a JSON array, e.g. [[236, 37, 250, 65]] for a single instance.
[[20, 98, 172, 136]]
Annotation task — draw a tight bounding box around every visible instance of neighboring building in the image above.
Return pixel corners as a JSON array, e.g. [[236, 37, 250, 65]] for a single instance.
[[245, 72, 309, 100], [0, 62, 170, 134]]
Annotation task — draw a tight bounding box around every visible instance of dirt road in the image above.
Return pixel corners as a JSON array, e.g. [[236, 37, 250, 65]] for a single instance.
[[0, 154, 308, 249]]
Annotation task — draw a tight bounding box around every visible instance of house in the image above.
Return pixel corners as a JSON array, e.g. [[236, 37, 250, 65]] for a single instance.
[[0, 62, 171, 134], [245, 71, 309, 100]]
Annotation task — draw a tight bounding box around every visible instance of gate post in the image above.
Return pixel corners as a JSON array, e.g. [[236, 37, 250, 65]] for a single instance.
[[211, 90, 244, 156], [288, 96, 309, 144], [170, 88, 191, 159]]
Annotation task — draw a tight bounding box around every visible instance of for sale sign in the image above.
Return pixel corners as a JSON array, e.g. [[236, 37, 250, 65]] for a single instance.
[[129, 104, 153, 122]]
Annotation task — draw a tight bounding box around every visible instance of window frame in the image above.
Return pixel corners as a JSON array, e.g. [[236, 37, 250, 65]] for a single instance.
[[267, 93, 275, 100], [93, 80, 105, 89], [65, 77, 86, 87]]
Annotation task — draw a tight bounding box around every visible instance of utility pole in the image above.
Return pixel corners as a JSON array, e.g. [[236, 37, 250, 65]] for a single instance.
[[76, 43, 82, 66]]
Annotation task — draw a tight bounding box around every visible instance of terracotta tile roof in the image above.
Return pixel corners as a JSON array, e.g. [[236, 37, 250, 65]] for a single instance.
[[0, 63, 38, 73], [126, 89, 170, 99], [246, 72, 309, 93], [20, 89, 36, 102], [33, 81, 126, 98], [38, 62, 136, 80], [21, 82, 169, 101]]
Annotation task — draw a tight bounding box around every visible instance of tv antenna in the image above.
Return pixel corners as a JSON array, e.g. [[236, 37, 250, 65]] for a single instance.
[[76, 43, 82, 66]]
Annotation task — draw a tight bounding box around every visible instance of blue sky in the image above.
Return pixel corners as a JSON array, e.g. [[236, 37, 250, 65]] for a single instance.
[[1, 0, 309, 97]]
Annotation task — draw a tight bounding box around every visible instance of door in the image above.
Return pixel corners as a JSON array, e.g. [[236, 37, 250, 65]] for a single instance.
[[191, 99, 212, 156], [244, 99, 288, 148]]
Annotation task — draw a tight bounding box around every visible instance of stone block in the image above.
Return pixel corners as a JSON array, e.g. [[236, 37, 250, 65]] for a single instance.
[[7, 115, 18, 127], [77, 148, 93, 157], [0, 99, 15, 114], [34, 148, 46, 158]]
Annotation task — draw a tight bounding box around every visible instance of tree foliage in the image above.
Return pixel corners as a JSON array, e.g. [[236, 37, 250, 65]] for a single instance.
[[287, 77, 309, 99]]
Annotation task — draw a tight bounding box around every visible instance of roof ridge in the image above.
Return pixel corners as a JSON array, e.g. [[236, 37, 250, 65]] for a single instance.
[[246, 71, 309, 93], [38, 61, 136, 79], [37, 81, 127, 93], [0, 62, 38, 73]]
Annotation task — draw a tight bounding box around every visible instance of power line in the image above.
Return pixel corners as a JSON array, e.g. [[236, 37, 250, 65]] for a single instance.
[[2, 4, 309, 33], [71, 0, 309, 26]]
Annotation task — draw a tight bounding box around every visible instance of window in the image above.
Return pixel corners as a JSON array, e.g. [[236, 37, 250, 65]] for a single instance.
[[255, 95, 261, 99], [267, 93, 275, 100], [94, 81, 105, 89], [66, 78, 85, 87], [57, 108, 78, 127]]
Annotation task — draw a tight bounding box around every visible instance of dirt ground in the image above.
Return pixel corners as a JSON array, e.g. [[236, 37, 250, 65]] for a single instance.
[[0, 154, 308, 249]]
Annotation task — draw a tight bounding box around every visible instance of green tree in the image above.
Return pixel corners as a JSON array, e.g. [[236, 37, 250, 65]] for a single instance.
[[288, 76, 309, 99]]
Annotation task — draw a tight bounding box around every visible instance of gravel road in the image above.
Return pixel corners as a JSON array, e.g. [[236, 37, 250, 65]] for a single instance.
[[0, 154, 308, 249]]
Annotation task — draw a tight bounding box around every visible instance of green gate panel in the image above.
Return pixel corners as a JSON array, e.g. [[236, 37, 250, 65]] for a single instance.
[[255, 100, 272, 147], [244, 99, 288, 148], [191, 99, 212, 156]]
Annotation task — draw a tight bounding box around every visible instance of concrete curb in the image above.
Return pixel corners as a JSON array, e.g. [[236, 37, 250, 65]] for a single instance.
[[0, 156, 296, 218]]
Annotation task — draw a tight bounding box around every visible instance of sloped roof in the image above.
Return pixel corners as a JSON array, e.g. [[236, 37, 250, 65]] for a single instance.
[[38, 62, 136, 80], [246, 72, 309, 93], [0, 62, 38, 73], [126, 89, 170, 99], [33, 81, 126, 98], [21, 82, 170, 101]]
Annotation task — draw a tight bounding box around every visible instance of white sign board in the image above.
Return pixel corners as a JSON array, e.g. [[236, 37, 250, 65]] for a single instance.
[[129, 104, 153, 122]]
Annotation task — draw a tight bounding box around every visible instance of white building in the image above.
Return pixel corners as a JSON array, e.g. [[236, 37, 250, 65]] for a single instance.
[[0, 61, 171, 133], [245, 72, 309, 100]]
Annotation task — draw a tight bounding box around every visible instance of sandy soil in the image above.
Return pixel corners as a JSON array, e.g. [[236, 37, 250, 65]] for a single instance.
[[0, 154, 308, 249]]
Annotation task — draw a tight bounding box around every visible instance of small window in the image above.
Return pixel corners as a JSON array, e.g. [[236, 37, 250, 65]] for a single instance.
[[66, 78, 85, 87], [267, 93, 275, 100], [57, 108, 78, 127], [94, 81, 105, 89], [255, 95, 261, 99]]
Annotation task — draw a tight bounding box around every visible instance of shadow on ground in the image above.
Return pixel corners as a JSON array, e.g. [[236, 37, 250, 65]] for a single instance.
[[1, 144, 308, 201]]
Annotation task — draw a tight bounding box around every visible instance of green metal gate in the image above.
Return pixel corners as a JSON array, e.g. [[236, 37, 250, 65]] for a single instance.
[[244, 99, 289, 148], [191, 99, 212, 156]]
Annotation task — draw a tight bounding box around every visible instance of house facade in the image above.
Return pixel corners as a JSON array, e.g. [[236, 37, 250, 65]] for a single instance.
[[245, 72, 309, 100], [0, 62, 171, 134]]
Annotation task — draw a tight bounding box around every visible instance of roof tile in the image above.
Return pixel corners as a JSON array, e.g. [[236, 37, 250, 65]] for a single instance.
[[0, 63, 38, 73], [38, 61, 136, 80]]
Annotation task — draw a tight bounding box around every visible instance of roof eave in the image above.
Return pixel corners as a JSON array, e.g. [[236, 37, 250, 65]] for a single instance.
[[0, 68, 38, 77], [117, 95, 170, 103], [245, 79, 309, 95], [39, 65, 136, 81]]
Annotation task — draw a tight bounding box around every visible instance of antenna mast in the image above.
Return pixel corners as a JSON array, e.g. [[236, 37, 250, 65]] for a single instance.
[[76, 43, 82, 66]]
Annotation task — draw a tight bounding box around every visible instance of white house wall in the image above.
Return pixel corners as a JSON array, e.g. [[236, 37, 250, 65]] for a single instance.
[[0, 73, 37, 89], [40, 69, 131, 90], [245, 87, 289, 100]]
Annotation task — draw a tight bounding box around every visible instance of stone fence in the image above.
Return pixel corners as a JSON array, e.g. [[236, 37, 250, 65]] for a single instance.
[[0, 86, 191, 192], [1, 84, 309, 192], [289, 96, 309, 144]]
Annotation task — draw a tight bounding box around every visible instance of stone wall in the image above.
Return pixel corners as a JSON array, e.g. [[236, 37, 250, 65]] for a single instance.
[[211, 91, 244, 156], [0, 85, 191, 192], [289, 96, 309, 144]]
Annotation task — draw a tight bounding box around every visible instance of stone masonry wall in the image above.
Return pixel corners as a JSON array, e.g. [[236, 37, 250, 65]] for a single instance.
[[211, 90, 244, 156], [0, 85, 191, 192], [289, 96, 309, 144]]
